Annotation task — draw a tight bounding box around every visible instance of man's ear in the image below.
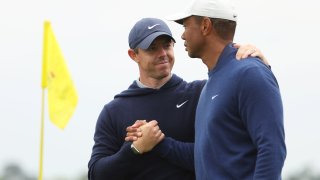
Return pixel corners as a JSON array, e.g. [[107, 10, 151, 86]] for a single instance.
[[202, 17, 212, 36], [128, 49, 139, 63]]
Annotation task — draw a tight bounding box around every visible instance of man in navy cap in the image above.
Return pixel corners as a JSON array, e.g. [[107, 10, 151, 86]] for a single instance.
[[88, 17, 268, 180]]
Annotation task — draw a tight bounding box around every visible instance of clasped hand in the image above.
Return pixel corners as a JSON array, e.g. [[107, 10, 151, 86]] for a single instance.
[[125, 120, 165, 154]]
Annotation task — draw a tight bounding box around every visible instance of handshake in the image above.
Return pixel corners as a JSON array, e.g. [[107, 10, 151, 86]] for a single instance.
[[125, 120, 165, 154]]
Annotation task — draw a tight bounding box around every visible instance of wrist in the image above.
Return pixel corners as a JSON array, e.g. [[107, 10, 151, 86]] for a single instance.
[[131, 142, 142, 155]]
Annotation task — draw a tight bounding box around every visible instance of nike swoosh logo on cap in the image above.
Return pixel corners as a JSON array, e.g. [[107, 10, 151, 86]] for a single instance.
[[148, 24, 160, 29], [176, 100, 188, 108]]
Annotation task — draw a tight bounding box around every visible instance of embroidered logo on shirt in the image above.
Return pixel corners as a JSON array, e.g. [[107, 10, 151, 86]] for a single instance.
[[211, 94, 219, 100], [176, 100, 189, 108]]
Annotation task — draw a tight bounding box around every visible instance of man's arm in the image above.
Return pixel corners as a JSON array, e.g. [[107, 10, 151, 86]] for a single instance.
[[234, 43, 270, 67], [88, 106, 139, 180], [152, 137, 195, 171], [238, 62, 286, 179]]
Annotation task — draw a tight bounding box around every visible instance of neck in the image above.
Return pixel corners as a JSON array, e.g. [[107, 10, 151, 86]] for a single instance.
[[139, 74, 172, 89], [201, 37, 232, 71]]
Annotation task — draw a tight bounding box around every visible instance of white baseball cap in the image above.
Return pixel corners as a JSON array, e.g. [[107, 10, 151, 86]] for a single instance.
[[167, 0, 237, 24]]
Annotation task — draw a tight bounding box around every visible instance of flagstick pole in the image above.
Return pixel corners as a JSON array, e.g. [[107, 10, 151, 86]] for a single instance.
[[38, 88, 45, 180]]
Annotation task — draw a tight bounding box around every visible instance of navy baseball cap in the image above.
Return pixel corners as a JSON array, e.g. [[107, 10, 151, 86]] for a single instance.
[[128, 18, 176, 49]]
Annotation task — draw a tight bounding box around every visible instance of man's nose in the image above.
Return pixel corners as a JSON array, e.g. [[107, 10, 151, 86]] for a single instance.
[[158, 47, 167, 56]]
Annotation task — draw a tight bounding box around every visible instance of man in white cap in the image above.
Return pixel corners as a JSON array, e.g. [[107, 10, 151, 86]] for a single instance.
[[166, 0, 286, 179]]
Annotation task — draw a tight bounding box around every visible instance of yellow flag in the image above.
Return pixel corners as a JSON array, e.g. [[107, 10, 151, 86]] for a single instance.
[[41, 21, 78, 129]]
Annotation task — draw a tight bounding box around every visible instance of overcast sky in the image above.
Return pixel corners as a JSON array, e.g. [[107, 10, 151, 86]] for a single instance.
[[1, 0, 319, 178]]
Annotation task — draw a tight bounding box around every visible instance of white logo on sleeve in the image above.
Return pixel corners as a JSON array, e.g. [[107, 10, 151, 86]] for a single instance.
[[148, 24, 160, 29], [176, 100, 189, 108], [211, 94, 219, 100]]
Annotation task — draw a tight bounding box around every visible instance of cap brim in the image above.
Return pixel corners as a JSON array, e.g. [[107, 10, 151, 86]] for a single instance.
[[136, 32, 175, 49], [166, 12, 192, 24]]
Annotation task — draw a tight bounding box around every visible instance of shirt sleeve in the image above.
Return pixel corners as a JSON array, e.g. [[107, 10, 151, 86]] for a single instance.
[[152, 137, 194, 171], [88, 106, 139, 180], [238, 65, 286, 179]]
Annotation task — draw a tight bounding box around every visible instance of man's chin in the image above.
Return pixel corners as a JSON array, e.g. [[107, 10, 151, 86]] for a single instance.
[[188, 52, 197, 59], [157, 71, 171, 79]]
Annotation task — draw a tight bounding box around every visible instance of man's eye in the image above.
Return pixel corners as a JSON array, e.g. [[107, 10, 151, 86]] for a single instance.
[[147, 46, 156, 51]]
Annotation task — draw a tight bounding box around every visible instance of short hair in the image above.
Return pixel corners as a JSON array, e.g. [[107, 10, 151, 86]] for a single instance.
[[211, 18, 236, 40], [194, 16, 236, 41]]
